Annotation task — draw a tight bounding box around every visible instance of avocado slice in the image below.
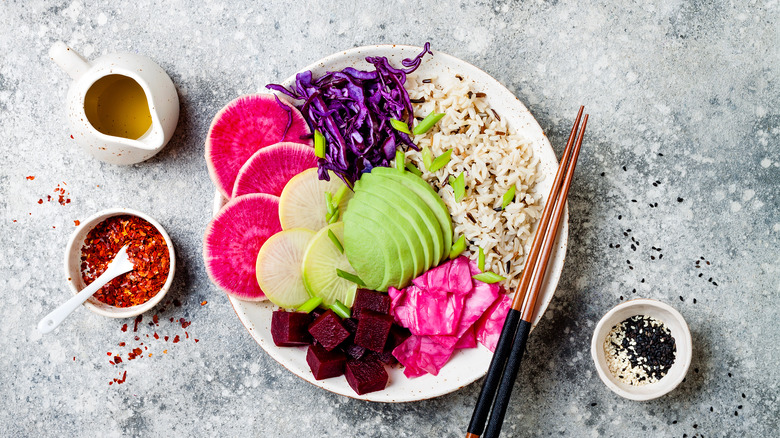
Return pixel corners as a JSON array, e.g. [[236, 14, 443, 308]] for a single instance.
[[353, 176, 426, 279], [343, 206, 388, 290], [371, 167, 454, 262], [359, 172, 443, 273], [344, 194, 414, 291]]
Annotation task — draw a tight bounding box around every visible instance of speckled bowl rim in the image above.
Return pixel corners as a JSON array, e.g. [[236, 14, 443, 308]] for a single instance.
[[591, 298, 692, 401], [64, 208, 176, 318], [215, 44, 569, 402]]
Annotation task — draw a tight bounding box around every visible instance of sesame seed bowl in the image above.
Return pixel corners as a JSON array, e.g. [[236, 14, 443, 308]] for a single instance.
[[591, 298, 692, 401]]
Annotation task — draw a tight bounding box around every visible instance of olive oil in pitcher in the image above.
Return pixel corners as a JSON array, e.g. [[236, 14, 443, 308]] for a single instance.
[[84, 74, 152, 139]]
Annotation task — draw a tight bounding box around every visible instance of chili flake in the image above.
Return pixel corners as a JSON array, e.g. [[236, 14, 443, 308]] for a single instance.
[[80, 215, 170, 307]]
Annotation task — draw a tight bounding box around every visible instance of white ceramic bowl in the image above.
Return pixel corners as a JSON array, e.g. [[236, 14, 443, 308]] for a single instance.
[[64, 208, 176, 318], [215, 44, 569, 402], [591, 298, 692, 401]]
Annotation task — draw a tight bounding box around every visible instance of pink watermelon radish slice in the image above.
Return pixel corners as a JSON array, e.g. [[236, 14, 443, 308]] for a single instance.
[[206, 94, 312, 198], [203, 193, 282, 301], [232, 142, 317, 198]]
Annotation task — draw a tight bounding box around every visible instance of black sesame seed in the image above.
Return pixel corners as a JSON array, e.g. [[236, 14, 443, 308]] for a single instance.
[[735, 411, 739, 416], [710, 406, 714, 412], [738, 405, 743, 409], [632, 288, 637, 293], [680, 296, 684, 301], [698, 273, 703, 277], [591, 402, 597, 406], [672, 420, 677, 424], [742, 393, 746, 398], [615, 244, 621, 248], [693, 424, 698, 429], [641, 278, 645, 283], [618, 215, 622, 220], [677, 197, 684, 202], [693, 298, 697, 304], [728, 373, 732, 377], [632, 199, 637, 203], [620, 296, 624, 300], [713, 282, 718, 286], [659, 254, 663, 259], [622, 165, 627, 171], [601, 172, 605, 177], [658, 153, 664, 156]]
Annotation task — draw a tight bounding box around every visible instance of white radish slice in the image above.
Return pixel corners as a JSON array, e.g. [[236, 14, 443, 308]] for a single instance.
[[255, 228, 315, 309], [279, 168, 352, 231]]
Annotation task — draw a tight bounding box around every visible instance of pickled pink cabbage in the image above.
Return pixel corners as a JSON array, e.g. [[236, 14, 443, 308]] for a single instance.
[[390, 256, 507, 377]]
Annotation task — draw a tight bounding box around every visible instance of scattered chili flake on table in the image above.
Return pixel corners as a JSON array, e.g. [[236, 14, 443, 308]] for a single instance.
[[26, 176, 35, 180], [80, 215, 170, 307], [74, 220, 80, 226]]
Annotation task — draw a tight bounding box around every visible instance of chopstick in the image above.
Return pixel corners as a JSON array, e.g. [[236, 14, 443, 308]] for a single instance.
[[466, 107, 588, 438]]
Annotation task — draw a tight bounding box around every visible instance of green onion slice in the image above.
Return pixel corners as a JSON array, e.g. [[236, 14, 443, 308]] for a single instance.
[[314, 130, 326, 158], [428, 149, 453, 173], [336, 269, 366, 287], [325, 191, 336, 215], [395, 150, 405, 171], [412, 112, 445, 136], [478, 247, 485, 272], [449, 235, 467, 259], [448, 172, 466, 202], [328, 229, 344, 253], [297, 296, 323, 313], [330, 300, 351, 319], [422, 146, 433, 171], [327, 211, 339, 224], [501, 185, 516, 209], [332, 185, 349, 207], [405, 162, 423, 177], [472, 272, 506, 284], [390, 118, 412, 135]]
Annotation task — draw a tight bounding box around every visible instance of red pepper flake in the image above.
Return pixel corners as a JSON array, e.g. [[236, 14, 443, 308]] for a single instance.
[[107, 352, 112, 356], [163, 350, 168, 354], [121, 323, 128, 332], [37, 199, 43, 204], [185, 331, 189, 339], [201, 300, 208, 306], [153, 314, 160, 325], [80, 215, 170, 307], [180, 318, 191, 329], [114, 356, 122, 363], [153, 333, 159, 339], [118, 342, 126, 347], [47, 195, 52, 201], [169, 317, 174, 322], [109, 381, 113, 385], [133, 315, 142, 331], [173, 335, 180, 343], [73, 357, 75, 361], [74, 220, 80, 226], [26, 176, 35, 180], [109, 360, 115, 365], [112, 370, 127, 385], [164, 336, 169, 341], [194, 339, 199, 343], [134, 336, 140, 341]]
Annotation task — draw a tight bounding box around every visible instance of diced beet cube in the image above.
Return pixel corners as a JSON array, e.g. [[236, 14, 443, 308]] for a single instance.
[[271, 310, 312, 347], [354, 310, 394, 352], [345, 343, 367, 360], [385, 324, 412, 352], [345, 356, 388, 395], [308, 310, 350, 351], [352, 289, 391, 319], [306, 343, 346, 380]]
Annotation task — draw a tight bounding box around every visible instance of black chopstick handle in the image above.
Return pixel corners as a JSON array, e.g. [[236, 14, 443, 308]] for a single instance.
[[483, 318, 533, 438], [467, 308, 522, 437]]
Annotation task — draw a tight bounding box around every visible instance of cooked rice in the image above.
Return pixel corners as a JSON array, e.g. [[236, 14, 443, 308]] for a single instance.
[[403, 74, 543, 292]]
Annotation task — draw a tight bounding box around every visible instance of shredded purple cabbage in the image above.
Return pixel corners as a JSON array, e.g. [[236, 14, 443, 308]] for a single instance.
[[267, 43, 432, 186]]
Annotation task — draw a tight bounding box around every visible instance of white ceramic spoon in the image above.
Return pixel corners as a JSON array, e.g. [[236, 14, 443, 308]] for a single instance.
[[38, 245, 134, 334]]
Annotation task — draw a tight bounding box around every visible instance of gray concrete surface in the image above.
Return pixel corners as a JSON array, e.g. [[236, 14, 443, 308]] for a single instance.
[[1, 1, 778, 436]]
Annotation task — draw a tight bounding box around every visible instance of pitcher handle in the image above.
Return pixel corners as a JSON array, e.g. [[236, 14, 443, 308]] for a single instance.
[[49, 41, 91, 80]]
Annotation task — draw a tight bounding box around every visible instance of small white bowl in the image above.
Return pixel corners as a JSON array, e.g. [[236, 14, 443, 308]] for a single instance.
[[64, 208, 176, 318], [591, 298, 692, 401]]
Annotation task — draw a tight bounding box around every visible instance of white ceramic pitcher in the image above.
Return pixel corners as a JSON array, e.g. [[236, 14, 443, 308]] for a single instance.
[[50, 41, 180, 165]]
